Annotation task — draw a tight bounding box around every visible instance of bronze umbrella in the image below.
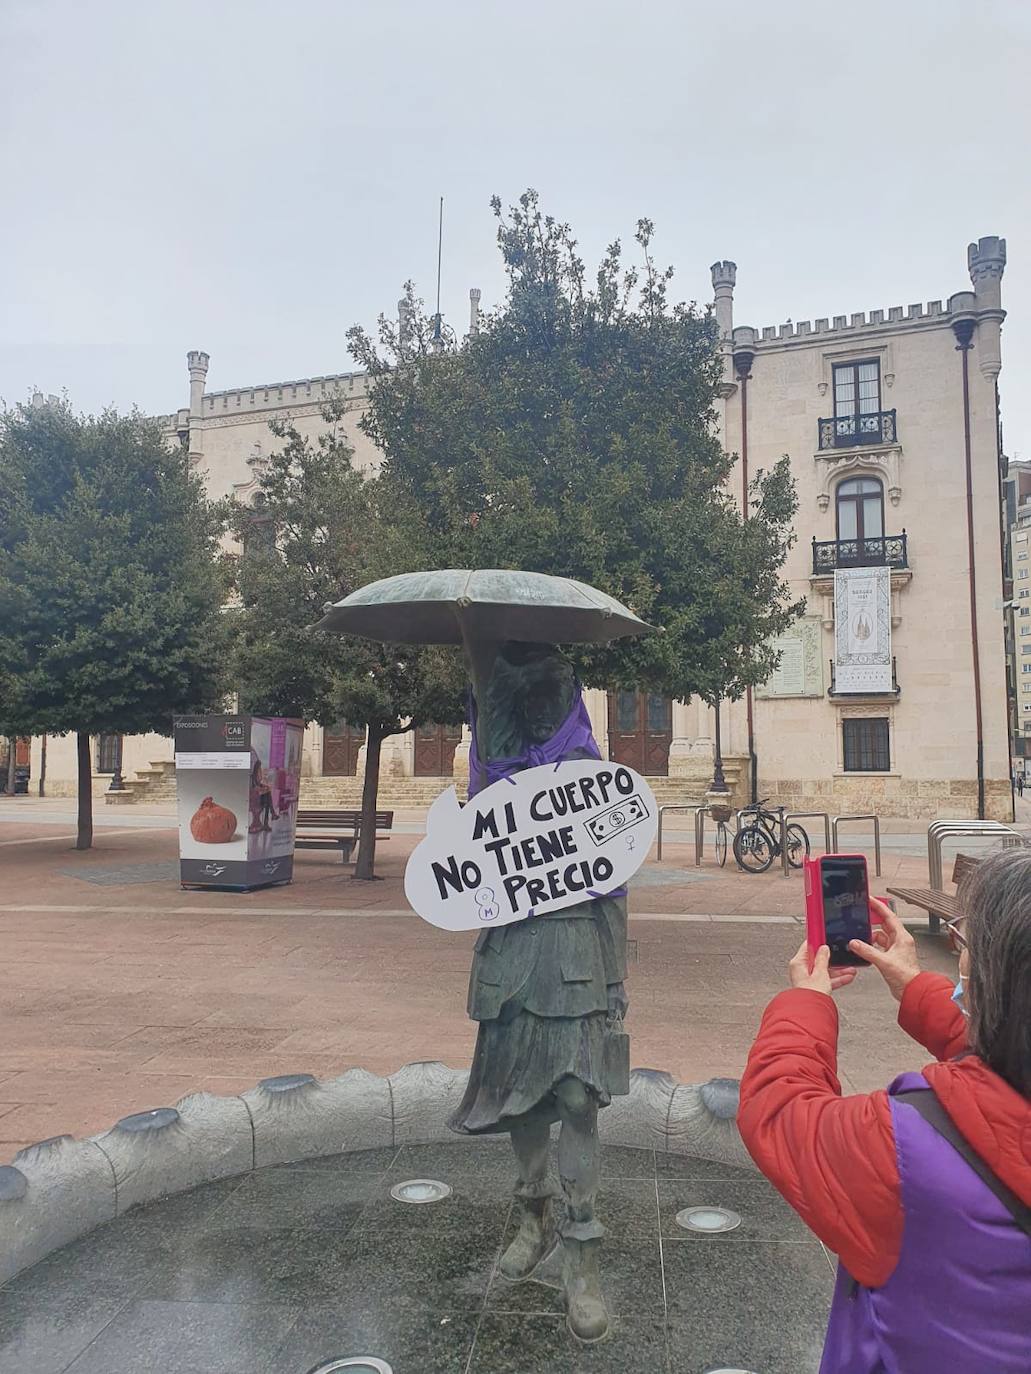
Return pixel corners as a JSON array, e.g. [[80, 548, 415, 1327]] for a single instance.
[[313, 569, 653, 646], [312, 568, 655, 753]]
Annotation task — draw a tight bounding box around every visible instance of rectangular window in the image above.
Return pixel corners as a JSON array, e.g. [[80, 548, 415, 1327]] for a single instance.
[[1021, 626, 1030, 635], [1023, 645, 1031, 654], [1020, 552, 1029, 561], [842, 717, 890, 772], [1020, 570, 1029, 580], [615, 691, 638, 732], [1022, 664, 1031, 672], [1018, 534, 1029, 544], [96, 733, 121, 774], [834, 360, 881, 419], [1020, 590, 1030, 599]]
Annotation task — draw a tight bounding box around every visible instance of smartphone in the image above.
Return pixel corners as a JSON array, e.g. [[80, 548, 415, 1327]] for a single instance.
[[804, 853, 872, 967]]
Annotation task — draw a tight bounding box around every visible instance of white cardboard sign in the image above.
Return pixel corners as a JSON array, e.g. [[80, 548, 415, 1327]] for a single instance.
[[404, 760, 657, 931]]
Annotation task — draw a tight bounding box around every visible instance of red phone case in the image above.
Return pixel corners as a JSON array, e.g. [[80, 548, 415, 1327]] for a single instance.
[[803, 853, 872, 966]]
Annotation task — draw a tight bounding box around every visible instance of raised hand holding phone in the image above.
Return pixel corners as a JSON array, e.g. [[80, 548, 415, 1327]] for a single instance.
[[789, 939, 859, 995], [847, 900, 922, 1002], [804, 853, 873, 968]]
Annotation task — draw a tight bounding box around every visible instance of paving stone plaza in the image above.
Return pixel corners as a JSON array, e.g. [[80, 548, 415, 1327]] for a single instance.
[[0, 799, 979, 1372]]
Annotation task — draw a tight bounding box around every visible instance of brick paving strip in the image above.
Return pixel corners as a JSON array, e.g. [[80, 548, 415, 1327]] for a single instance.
[[0, 805, 965, 1160]]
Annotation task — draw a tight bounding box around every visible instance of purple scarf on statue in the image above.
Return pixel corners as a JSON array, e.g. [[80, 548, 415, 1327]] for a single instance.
[[467, 688, 601, 798]]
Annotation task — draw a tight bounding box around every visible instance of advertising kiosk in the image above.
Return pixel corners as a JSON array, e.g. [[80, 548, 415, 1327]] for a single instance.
[[173, 714, 303, 890]]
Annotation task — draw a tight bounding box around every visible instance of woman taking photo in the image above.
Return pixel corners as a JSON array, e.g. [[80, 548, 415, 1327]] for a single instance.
[[739, 847, 1031, 1372]]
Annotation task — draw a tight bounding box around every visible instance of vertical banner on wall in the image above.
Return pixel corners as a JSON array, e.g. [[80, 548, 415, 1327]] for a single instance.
[[833, 566, 892, 693], [174, 715, 304, 889]]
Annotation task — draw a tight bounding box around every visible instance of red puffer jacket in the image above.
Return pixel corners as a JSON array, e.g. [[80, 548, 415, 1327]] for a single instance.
[[737, 971, 1031, 1287]]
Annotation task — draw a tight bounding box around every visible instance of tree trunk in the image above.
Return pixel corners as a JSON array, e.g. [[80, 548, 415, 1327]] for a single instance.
[[76, 732, 93, 850], [353, 726, 383, 881], [38, 734, 47, 797]]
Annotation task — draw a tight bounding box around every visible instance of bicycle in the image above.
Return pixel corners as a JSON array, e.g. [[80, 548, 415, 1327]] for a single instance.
[[707, 800, 736, 868], [732, 799, 810, 874]]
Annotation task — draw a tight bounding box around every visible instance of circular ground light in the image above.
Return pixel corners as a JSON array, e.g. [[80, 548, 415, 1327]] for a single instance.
[[305, 1360, 393, 1374], [390, 1178, 452, 1204], [703, 1368, 759, 1374], [675, 1205, 742, 1234]]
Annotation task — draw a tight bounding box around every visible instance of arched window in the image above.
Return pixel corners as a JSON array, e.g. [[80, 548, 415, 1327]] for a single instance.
[[242, 493, 276, 560], [836, 477, 884, 549]]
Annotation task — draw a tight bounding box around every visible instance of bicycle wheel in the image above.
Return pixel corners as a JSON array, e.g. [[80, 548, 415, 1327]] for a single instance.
[[785, 823, 810, 869], [715, 821, 728, 867], [733, 824, 774, 873]]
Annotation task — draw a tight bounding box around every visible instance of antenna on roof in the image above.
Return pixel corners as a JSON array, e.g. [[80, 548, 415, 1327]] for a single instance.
[[431, 197, 453, 352]]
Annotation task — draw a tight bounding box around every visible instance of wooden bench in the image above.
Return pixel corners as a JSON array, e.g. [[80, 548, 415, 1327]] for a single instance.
[[887, 852, 981, 933], [294, 809, 394, 864]]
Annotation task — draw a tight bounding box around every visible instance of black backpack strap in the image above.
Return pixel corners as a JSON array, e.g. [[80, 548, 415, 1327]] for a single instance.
[[895, 1088, 1031, 1240]]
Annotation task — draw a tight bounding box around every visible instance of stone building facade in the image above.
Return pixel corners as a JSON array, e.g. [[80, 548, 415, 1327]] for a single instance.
[[709, 236, 1010, 820], [32, 238, 1012, 819]]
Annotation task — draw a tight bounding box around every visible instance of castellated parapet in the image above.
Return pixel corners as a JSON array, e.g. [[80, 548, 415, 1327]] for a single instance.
[[751, 297, 956, 346], [201, 369, 369, 418], [744, 234, 1005, 354]]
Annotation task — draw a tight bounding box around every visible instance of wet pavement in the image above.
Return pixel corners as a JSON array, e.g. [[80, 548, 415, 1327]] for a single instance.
[[0, 1141, 834, 1373], [0, 799, 963, 1160]]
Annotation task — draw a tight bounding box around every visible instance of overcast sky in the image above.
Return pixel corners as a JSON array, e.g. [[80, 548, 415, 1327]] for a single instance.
[[3, 0, 1029, 455]]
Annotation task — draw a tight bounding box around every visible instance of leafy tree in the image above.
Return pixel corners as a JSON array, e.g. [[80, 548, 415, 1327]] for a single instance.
[[228, 401, 464, 879], [347, 191, 802, 734], [0, 400, 229, 848]]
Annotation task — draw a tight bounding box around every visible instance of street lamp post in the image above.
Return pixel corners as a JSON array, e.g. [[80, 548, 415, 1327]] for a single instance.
[[710, 697, 729, 794]]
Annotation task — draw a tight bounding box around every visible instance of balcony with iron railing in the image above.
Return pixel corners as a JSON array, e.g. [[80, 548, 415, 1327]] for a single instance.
[[818, 409, 897, 450], [812, 531, 908, 575], [828, 657, 900, 699]]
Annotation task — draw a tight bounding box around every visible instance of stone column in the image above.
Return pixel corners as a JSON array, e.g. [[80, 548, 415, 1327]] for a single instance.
[[711, 261, 736, 355], [452, 725, 472, 794], [967, 236, 1006, 381], [584, 689, 609, 757], [691, 699, 714, 757], [711, 261, 738, 436], [380, 734, 407, 779], [469, 288, 482, 335], [303, 722, 320, 778], [667, 699, 694, 777], [186, 351, 209, 468]]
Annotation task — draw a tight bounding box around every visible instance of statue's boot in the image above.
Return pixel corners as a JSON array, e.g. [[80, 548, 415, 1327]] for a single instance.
[[500, 1192, 556, 1281], [560, 1220, 609, 1342]]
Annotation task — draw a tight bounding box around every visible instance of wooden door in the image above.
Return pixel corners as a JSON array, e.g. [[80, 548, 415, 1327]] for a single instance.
[[607, 692, 672, 775], [414, 721, 462, 776], [323, 721, 362, 776]]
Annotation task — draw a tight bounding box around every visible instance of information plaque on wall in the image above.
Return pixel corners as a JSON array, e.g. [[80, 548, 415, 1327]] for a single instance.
[[756, 618, 824, 698]]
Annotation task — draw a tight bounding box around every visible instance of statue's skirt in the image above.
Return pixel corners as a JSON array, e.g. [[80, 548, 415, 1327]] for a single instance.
[[449, 1009, 611, 1135]]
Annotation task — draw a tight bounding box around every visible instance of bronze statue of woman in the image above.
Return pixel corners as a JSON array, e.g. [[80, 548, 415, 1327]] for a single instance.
[[449, 641, 629, 1342]]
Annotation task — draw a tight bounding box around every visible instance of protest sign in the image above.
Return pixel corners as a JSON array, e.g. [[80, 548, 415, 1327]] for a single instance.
[[405, 759, 657, 931]]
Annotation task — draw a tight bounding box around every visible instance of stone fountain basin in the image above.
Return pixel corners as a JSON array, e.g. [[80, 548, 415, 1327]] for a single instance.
[[0, 1068, 835, 1372]]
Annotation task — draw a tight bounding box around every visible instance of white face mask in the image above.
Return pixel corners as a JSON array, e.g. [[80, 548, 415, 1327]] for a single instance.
[[952, 975, 969, 1018]]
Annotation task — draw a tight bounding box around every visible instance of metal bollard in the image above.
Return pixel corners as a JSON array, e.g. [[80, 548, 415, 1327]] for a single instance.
[[832, 814, 882, 878], [656, 805, 700, 862], [787, 811, 831, 854]]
